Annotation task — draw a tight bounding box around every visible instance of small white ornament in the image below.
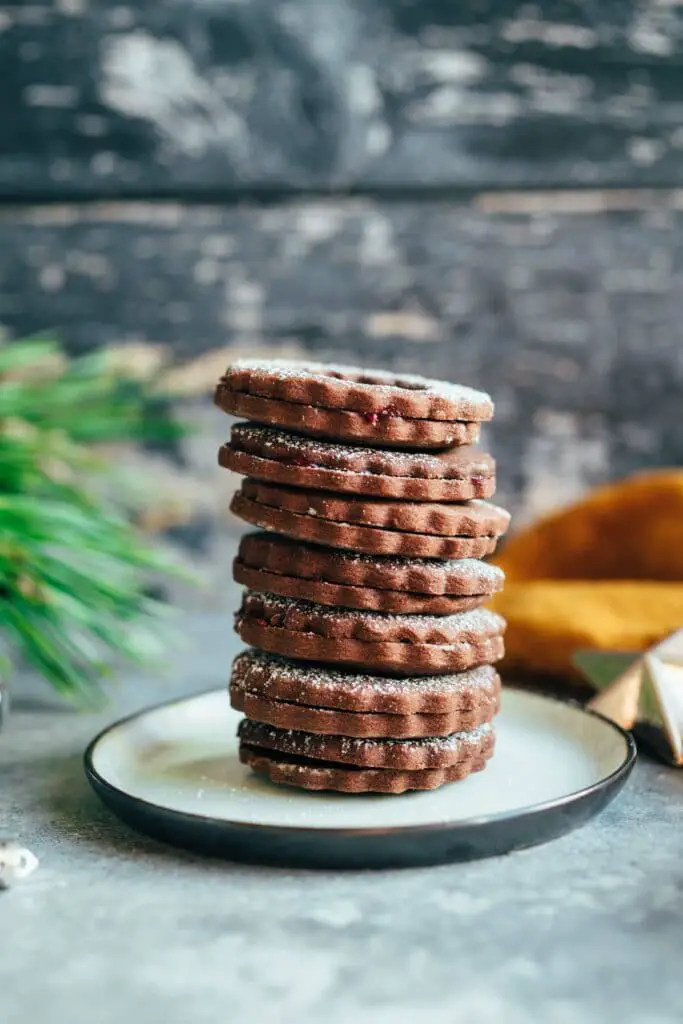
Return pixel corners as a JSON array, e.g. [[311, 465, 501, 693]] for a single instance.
[[0, 841, 39, 889]]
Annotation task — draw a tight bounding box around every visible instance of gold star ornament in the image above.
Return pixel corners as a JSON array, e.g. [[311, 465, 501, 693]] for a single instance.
[[574, 629, 683, 765]]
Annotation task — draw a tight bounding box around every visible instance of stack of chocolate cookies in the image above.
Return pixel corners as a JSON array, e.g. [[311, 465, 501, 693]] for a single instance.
[[215, 361, 509, 794]]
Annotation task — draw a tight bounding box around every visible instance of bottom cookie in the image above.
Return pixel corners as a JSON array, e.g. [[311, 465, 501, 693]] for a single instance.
[[240, 744, 492, 794]]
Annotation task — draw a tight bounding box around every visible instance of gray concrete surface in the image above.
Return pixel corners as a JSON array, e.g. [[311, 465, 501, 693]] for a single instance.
[[2, 608, 683, 1024]]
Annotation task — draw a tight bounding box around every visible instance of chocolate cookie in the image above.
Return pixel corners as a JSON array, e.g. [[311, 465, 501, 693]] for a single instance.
[[231, 485, 506, 559], [230, 650, 501, 714], [239, 719, 495, 770], [234, 563, 487, 613], [216, 391, 480, 449], [231, 690, 499, 738], [215, 360, 493, 447], [240, 746, 492, 793], [220, 424, 496, 501], [235, 592, 506, 673], [235, 532, 505, 601], [236, 480, 511, 537]]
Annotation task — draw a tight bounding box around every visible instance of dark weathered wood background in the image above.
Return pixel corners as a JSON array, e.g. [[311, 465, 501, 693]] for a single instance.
[[2, 1, 682, 578], [4, 1, 683, 193]]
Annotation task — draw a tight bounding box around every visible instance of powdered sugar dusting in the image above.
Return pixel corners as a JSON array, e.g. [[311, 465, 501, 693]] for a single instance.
[[232, 649, 498, 696], [244, 532, 505, 584], [240, 590, 506, 635], [318, 550, 503, 581], [239, 718, 493, 753], [227, 358, 492, 407], [231, 423, 493, 475]]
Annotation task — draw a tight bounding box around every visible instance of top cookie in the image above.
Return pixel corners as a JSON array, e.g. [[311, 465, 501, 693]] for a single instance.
[[215, 359, 493, 449]]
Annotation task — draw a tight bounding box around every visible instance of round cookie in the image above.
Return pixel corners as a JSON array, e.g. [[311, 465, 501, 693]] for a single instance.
[[238, 719, 495, 770], [230, 650, 502, 715], [231, 691, 499, 738], [215, 359, 493, 448], [220, 423, 496, 501], [216, 391, 480, 449], [235, 591, 506, 674], [240, 745, 492, 794], [231, 483, 507, 558], [236, 480, 511, 537], [233, 562, 488, 614], [235, 532, 505, 600]]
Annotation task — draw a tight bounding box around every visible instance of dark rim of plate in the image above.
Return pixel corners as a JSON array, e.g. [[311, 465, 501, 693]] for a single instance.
[[83, 687, 637, 841]]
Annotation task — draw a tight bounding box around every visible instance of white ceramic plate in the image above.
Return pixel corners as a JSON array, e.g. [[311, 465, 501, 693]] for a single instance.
[[85, 687, 636, 868]]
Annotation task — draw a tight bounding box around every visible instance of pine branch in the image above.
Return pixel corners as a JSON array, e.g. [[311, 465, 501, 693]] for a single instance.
[[0, 338, 191, 700]]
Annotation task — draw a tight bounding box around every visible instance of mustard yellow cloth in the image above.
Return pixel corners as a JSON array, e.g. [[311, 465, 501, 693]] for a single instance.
[[490, 471, 683, 678]]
